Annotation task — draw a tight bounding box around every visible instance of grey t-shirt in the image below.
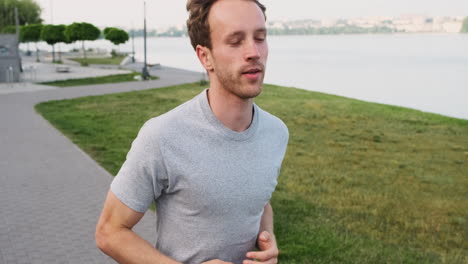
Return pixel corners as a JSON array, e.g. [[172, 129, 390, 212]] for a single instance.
[[111, 89, 289, 264]]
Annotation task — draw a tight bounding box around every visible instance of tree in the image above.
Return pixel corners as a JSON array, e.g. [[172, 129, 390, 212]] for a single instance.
[[41, 24, 67, 62], [104, 27, 129, 55], [461, 17, 468, 33], [0, 0, 42, 31], [54, 24, 70, 62], [106, 28, 129, 45], [20, 23, 42, 61], [16, 0, 41, 25], [103, 27, 117, 37], [64, 22, 100, 63]]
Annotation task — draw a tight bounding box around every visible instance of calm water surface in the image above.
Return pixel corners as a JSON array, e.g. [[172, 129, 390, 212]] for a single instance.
[[28, 34, 468, 119]]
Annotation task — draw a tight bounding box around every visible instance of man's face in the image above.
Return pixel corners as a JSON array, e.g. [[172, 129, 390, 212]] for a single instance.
[[207, 0, 268, 99]]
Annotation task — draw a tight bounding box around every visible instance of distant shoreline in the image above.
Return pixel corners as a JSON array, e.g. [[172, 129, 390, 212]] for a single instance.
[[128, 30, 467, 38], [129, 15, 467, 37], [119, 31, 468, 40]]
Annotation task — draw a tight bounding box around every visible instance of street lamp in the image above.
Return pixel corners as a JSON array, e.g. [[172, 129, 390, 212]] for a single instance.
[[131, 26, 135, 63], [141, 1, 150, 80]]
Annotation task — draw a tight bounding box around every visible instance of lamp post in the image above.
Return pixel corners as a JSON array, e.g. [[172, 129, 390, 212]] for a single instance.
[[131, 25, 135, 63], [141, 1, 150, 80], [49, 0, 56, 62], [15, 7, 23, 74]]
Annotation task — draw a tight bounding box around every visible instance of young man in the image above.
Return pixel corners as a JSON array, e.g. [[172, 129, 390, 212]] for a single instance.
[[95, 0, 288, 263]]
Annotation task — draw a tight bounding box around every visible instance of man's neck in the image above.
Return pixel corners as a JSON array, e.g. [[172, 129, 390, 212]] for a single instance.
[[207, 85, 254, 132]]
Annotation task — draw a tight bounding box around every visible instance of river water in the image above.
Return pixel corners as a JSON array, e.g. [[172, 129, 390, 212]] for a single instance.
[[25, 34, 468, 120]]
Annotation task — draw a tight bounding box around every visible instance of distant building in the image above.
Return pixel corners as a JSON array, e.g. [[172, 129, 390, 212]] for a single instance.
[[265, 14, 464, 35], [435, 16, 464, 33], [267, 21, 285, 29], [320, 19, 338, 27], [0, 34, 21, 82], [442, 22, 462, 33]]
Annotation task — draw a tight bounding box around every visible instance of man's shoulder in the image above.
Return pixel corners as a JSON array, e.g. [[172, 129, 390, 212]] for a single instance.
[[139, 93, 202, 138], [256, 105, 289, 138]]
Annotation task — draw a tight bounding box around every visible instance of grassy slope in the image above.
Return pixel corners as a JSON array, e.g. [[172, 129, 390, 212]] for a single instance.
[[40, 73, 158, 87], [36, 83, 468, 263]]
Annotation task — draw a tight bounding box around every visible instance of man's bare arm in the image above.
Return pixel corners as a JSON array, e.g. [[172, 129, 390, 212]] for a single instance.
[[244, 202, 279, 264], [95, 190, 181, 264], [259, 202, 275, 238]]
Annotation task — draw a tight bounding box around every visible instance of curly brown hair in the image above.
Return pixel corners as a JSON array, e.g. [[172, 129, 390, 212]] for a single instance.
[[186, 0, 266, 50]]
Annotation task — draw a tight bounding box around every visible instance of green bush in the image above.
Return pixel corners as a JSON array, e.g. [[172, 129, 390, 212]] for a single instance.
[[111, 49, 118, 58]]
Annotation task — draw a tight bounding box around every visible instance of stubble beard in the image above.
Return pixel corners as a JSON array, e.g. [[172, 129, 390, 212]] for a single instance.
[[215, 66, 265, 100]]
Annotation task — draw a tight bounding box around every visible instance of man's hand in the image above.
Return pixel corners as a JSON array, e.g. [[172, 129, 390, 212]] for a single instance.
[[202, 260, 233, 264], [243, 231, 279, 264]]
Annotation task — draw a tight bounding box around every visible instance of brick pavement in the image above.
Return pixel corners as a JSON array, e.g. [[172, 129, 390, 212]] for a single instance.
[[0, 64, 201, 263]]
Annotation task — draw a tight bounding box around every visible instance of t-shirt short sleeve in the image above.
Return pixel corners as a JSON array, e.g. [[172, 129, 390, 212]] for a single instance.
[[111, 120, 167, 213]]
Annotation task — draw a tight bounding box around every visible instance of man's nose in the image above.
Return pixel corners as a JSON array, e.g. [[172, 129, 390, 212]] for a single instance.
[[244, 40, 261, 61]]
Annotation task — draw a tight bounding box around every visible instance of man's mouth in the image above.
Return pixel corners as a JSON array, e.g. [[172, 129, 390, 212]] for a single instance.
[[242, 68, 262, 74], [242, 67, 263, 81]]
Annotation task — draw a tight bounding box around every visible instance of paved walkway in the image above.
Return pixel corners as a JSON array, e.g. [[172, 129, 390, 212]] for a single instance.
[[20, 61, 132, 83], [0, 63, 201, 263]]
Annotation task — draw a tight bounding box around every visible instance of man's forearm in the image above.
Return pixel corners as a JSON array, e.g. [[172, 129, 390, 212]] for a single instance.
[[97, 226, 180, 264], [259, 202, 275, 236]]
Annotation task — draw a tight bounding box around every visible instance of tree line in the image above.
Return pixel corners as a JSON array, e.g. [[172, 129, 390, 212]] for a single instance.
[[1, 0, 129, 64], [3, 22, 129, 64]]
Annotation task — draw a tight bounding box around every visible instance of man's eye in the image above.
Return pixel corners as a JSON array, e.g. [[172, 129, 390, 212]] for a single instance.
[[255, 35, 266, 42], [229, 40, 241, 46]]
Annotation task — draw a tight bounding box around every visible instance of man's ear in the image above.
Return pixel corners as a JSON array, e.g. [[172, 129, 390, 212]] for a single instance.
[[196, 45, 214, 72]]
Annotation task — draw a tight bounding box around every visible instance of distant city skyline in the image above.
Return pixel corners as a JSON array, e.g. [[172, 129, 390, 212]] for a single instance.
[[35, 0, 468, 29]]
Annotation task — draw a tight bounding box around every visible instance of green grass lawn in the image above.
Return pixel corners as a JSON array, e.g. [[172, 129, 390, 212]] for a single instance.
[[35, 83, 468, 263], [40, 73, 158, 87], [69, 55, 126, 65]]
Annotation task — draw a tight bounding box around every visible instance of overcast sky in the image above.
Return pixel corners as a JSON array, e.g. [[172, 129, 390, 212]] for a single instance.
[[36, 0, 468, 29]]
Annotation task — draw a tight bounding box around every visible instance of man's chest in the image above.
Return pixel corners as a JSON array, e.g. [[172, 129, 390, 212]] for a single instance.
[[160, 138, 281, 217]]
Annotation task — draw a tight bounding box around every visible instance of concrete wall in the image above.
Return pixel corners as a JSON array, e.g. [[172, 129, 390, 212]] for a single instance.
[[0, 34, 21, 82]]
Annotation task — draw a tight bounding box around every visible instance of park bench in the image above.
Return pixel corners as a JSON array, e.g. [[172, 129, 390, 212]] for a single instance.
[[56, 66, 70, 73]]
